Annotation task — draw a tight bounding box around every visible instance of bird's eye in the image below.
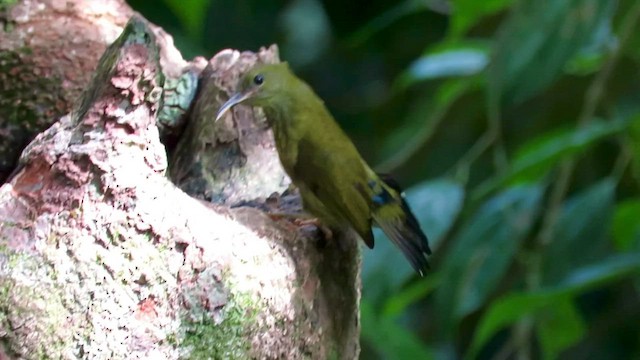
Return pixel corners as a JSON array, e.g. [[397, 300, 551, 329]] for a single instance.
[[253, 74, 264, 86]]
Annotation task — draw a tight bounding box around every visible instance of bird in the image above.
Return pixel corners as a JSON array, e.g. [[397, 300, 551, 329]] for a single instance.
[[215, 62, 431, 275]]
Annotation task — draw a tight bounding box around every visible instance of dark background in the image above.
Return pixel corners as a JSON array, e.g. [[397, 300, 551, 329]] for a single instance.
[[129, 0, 640, 358]]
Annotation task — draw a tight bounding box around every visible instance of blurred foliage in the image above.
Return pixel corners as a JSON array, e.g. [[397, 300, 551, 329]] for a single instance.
[[130, 0, 640, 358]]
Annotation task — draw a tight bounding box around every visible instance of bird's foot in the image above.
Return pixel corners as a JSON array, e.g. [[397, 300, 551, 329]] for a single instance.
[[267, 212, 311, 222], [293, 218, 334, 241], [267, 212, 333, 242]]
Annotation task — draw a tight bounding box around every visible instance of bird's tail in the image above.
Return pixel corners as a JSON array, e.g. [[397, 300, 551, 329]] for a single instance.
[[370, 175, 431, 276]]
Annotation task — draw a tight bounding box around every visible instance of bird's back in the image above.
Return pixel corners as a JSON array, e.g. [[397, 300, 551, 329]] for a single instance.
[[289, 102, 376, 247]]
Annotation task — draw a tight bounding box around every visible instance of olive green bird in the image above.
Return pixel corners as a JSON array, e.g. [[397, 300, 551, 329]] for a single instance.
[[216, 62, 431, 275]]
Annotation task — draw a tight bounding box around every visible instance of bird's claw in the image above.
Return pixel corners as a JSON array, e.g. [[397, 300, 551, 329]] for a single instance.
[[293, 218, 333, 240]]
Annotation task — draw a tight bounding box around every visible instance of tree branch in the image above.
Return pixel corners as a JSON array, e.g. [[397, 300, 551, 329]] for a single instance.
[[0, 9, 361, 359]]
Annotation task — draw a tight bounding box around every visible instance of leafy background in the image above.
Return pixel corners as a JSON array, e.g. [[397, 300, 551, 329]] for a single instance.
[[129, 0, 640, 358]]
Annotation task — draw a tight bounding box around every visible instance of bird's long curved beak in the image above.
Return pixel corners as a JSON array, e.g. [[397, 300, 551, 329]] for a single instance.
[[215, 92, 251, 121]]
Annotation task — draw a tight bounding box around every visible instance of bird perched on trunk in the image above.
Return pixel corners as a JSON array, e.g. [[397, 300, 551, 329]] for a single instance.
[[216, 62, 431, 275]]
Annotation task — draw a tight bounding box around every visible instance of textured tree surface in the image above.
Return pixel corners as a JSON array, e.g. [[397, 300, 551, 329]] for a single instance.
[[0, 5, 360, 360], [0, 0, 134, 182]]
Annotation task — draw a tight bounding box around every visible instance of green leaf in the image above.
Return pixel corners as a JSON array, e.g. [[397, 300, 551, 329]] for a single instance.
[[450, 0, 515, 38], [510, 120, 624, 183], [397, 41, 490, 87], [468, 253, 640, 358], [362, 180, 464, 304], [280, 0, 332, 67], [382, 273, 441, 317], [161, 0, 211, 39], [556, 253, 640, 290], [467, 291, 560, 360], [627, 113, 640, 182], [536, 298, 586, 360], [361, 300, 435, 360], [488, 0, 617, 106], [377, 78, 478, 171], [564, 0, 616, 76], [474, 119, 627, 199], [436, 185, 543, 332], [612, 200, 640, 252], [542, 179, 615, 286]]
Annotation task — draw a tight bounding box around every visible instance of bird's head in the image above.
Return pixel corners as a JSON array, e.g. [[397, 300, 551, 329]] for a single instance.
[[215, 62, 293, 121]]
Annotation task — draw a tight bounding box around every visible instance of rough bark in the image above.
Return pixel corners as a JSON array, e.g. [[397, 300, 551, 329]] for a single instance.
[[0, 0, 135, 182], [0, 3, 361, 359], [0, 0, 192, 183]]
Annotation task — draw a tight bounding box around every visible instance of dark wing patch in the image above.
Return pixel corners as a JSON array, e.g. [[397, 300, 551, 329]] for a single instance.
[[373, 174, 432, 275]]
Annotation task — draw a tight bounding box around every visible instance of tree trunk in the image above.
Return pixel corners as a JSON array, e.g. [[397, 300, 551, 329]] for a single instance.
[[0, 1, 361, 359]]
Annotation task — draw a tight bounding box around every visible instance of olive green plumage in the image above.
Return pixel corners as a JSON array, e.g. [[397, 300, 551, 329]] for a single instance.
[[216, 62, 431, 275]]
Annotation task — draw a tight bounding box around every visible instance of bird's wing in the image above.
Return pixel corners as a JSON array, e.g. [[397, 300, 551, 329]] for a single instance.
[[292, 135, 375, 248], [369, 173, 431, 275]]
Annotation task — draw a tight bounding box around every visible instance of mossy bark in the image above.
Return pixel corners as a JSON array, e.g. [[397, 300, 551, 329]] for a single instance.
[[0, 3, 361, 359]]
